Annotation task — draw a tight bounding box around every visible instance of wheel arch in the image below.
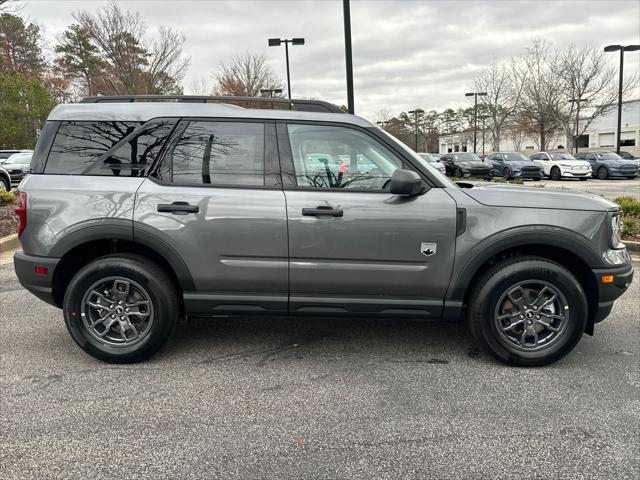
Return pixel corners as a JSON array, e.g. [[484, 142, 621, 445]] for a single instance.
[[50, 230, 195, 309], [450, 231, 600, 332], [0, 169, 10, 188]]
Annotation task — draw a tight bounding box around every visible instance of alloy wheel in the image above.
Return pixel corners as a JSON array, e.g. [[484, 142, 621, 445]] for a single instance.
[[494, 280, 568, 352], [80, 276, 154, 347]]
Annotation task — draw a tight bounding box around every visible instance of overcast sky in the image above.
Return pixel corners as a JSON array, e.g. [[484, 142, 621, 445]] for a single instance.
[[21, 0, 640, 120]]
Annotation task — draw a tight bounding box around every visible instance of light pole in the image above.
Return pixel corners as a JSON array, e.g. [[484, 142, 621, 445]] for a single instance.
[[465, 91, 487, 153], [343, 0, 354, 114], [604, 44, 640, 154], [478, 114, 489, 157], [260, 88, 283, 98], [408, 108, 424, 152], [268, 37, 305, 99], [568, 98, 588, 154]]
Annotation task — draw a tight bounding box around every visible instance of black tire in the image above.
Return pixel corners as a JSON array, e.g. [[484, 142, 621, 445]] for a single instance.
[[597, 167, 608, 180], [0, 176, 9, 191], [503, 167, 512, 180], [533, 178, 541, 181], [627, 176, 636, 180], [63, 253, 179, 363], [453, 167, 463, 178], [467, 256, 588, 367], [579, 177, 588, 181], [549, 167, 562, 181]]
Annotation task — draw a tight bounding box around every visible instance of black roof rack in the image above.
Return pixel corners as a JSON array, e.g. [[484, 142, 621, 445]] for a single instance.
[[79, 95, 345, 114]]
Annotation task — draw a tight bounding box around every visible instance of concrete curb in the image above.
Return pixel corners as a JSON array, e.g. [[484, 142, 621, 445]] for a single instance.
[[0, 233, 20, 254], [623, 240, 640, 252]]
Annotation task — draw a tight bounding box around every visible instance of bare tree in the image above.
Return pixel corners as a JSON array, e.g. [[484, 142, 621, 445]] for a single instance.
[[514, 39, 562, 151], [372, 108, 393, 125], [74, 1, 190, 95], [213, 52, 283, 97], [473, 60, 522, 151], [188, 76, 212, 95], [550, 44, 633, 152], [0, 0, 23, 14]]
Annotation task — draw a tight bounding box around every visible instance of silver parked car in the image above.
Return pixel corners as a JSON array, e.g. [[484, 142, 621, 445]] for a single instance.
[[1, 151, 32, 185], [417, 153, 447, 175], [13, 96, 633, 366]]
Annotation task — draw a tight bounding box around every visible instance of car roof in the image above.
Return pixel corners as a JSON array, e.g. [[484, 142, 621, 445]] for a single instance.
[[48, 102, 375, 128]]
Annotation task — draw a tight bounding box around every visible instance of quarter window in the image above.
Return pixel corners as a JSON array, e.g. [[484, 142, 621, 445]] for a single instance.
[[159, 121, 265, 186], [286, 124, 406, 190], [45, 121, 140, 174]]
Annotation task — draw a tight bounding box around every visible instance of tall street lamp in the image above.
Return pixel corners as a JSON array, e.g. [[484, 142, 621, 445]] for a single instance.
[[408, 108, 424, 152], [568, 98, 588, 154], [268, 37, 305, 99], [604, 44, 640, 154], [478, 114, 489, 157], [343, 0, 355, 114], [465, 91, 487, 153], [260, 88, 283, 98]]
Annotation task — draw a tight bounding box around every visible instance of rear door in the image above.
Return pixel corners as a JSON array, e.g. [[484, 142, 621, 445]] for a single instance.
[[277, 122, 457, 318], [134, 119, 288, 314]]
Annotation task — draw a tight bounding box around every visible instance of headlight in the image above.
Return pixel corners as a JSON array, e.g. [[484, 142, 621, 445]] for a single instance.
[[611, 214, 624, 249]]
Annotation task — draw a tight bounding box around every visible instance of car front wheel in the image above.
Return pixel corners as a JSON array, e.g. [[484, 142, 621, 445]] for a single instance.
[[597, 167, 609, 180], [0, 176, 9, 191], [550, 167, 562, 180], [63, 253, 179, 363], [468, 256, 588, 367]]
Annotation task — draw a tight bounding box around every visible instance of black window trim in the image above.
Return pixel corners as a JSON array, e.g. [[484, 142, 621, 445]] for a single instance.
[[149, 117, 282, 190], [275, 119, 437, 193]]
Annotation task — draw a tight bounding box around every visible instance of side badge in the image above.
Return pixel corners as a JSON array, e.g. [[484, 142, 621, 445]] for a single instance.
[[421, 242, 437, 257]]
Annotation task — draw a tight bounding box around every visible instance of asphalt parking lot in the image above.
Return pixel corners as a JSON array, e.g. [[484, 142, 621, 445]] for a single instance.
[[525, 177, 639, 200], [1, 258, 638, 479]]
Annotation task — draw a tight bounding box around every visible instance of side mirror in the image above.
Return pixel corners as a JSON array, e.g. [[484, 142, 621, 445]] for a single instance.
[[390, 169, 427, 196]]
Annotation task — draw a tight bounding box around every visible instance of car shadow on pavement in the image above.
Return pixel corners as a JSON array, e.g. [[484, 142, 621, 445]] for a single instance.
[[156, 315, 490, 366]]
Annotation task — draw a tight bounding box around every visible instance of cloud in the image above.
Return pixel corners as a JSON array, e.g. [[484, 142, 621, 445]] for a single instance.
[[23, 0, 640, 120]]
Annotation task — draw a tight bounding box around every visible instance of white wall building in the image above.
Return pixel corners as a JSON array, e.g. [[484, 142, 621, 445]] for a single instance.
[[438, 99, 640, 156]]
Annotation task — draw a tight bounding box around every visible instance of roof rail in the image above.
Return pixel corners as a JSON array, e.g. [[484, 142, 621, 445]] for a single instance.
[[79, 95, 345, 114]]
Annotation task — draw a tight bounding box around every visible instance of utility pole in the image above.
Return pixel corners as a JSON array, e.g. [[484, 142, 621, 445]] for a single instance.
[[465, 92, 487, 153]]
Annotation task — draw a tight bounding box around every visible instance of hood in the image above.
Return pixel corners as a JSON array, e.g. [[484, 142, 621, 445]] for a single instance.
[[608, 159, 637, 167], [507, 160, 540, 169], [459, 161, 489, 169], [460, 183, 618, 212]]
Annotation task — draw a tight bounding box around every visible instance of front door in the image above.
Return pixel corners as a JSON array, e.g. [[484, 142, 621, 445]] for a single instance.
[[134, 119, 288, 314], [278, 122, 457, 317]]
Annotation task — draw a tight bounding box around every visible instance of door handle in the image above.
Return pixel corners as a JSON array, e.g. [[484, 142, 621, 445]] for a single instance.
[[157, 202, 199, 214], [302, 206, 343, 217]]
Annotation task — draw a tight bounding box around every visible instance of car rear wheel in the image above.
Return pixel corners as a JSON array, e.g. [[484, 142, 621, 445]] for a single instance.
[[63, 253, 179, 363], [503, 167, 512, 180], [550, 167, 562, 181], [597, 167, 608, 180], [468, 256, 587, 367], [453, 167, 463, 177], [0, 176, 9, 191]]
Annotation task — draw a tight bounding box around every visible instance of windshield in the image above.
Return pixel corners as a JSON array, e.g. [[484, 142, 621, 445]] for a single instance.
[[594, 152, 622, 160], [503, 153, 531, 162], [4, 154, 31, 164], [450, 152, 481, 162], [549, 153, 576, 160], [378, 130, 456, 187]]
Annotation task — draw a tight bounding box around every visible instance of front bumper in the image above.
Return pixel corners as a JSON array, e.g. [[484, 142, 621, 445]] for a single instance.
[[607, 169, 638, 178], [463, 169, 492, 179], [561, 170, 591, 178], [514, 171, 543, 179], [591, 262, 634, 323], [14, 251, 60, 307]]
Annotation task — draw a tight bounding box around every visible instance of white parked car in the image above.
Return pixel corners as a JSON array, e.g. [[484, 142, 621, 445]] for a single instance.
[[529, 151, 591, 180], [417, 153, 447, 175]]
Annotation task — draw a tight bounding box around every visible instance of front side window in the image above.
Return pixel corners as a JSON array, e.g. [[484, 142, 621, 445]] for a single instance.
[[287, 124, 406, 190], [45, 121, 139, 174], [550, 153, 576, 161], [159, 121, 265, 186]]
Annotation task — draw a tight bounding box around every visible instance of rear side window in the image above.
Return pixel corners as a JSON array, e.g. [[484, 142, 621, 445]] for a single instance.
[[157, 121, 265, 186], [45, 121, 139, 174], [82, 120, 176, 176]]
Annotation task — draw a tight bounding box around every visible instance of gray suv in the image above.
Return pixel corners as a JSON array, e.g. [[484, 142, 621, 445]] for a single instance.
[[14, 96, 634, 366]]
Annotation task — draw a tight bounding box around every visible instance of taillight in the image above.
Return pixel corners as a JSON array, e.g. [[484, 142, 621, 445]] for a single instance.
[[15, 191, 27, 237]]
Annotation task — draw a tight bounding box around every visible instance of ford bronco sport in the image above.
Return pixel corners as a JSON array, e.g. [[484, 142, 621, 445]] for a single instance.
[[14, 96, 634, 366]]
